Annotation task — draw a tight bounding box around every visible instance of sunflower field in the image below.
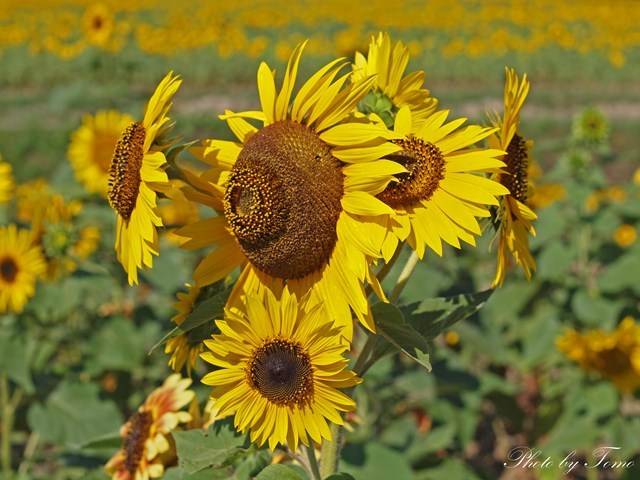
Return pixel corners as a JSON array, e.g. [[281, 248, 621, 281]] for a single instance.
[[1, 1, 640, 480]]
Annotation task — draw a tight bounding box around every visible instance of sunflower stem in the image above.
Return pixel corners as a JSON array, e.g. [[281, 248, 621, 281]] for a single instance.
[[1, 370, 13, 476], [17, 432, 39, 477], [320, 422, 343, 478], [353, 333, 376, 377], [389, 250, 420, 303], [306, 444, 322, 480]]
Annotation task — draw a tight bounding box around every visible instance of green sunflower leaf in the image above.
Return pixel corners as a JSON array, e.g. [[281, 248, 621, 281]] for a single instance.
[[26, 381, 122, 447], [326, 474, 357, 480], [149, 284, 229, 354], [173, 422, 250, 474], [370, 302, 431, 371], [0, 331, 34, 394], [408, 288, 494, 340], [254, 464, 308, 480]]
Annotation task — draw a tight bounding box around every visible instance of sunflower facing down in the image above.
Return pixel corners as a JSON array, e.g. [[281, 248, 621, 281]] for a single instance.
[[106, 374, 194, 480], [0, 225, 46, 314], [488, 68, 536, 287], [177, 42, 405, 336], [108, 72, 180, 285], [353, 32, 438, 128], [201, 286, 361, 452], [363, 106, 508, 263], [68, 110, 135, 197]]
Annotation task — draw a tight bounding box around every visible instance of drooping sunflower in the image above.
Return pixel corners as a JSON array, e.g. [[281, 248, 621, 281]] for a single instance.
[[177, 43, 404, 336], [68, 110, 135, 197], [201, 287, 361, 452], [0, 158, 14, 204], [352, 32, 438, 128], [0, 224, 46, 314], [108, 72, 180, 285], [364, 106, 508, 262], [488, 68, 537, 287], [557, 317, 640, 394], [105, 374, 194, 480], [165, 283, 204, 376]]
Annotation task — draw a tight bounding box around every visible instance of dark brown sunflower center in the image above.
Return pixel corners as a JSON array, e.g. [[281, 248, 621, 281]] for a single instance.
[[224, 120, 343, 279], [123, 411, 152, 475], [247, 338, 314, 407], [502, 133, 529, 203], [108, 122, 146, 220], [594, 348, 631, 376], [93, 15, 104, 30], [377, 137, 446, 209], [0, 257, 18, 283]]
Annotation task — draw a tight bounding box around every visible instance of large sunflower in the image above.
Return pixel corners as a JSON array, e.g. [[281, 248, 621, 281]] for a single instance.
[[488, 68, 536, 287], [0, 158, 14, 204], [0, 224, 46, 314], [68, 110, 134, 197], [352, 32, 438, 128], [106, 374, 194, 480], [201, 286, 361, 452], [366, 106, 508, 262], [177, 43, 404, 336], [108, 72, 180, 285]]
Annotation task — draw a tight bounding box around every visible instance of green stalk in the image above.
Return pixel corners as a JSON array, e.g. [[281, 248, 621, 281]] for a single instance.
[[320, 422, 343, 478], [306, 444, 322, 480], [1, 370, 11, 476], [388, 250, 420, 303]]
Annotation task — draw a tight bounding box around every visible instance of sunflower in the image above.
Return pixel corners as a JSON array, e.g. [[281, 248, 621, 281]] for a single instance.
[[571, 106, 609, 148], [352, 32, 438, 128], [0, 224, 46, 314], [15, 179, 83, 235], [165, 283, 204, 376], [488, 68, 537, 287], [177, 43, 404, 336], [106, 374, 194, 480], [201, 286, 361, 452], [68, 110, 135, 197], [108, 72, 180, 285], [362, 106, 508, 263], [613, 224, 637, 248], [557, 317, 640, 394], [82, 3, 115, 48], [0, 158, 14, 204]]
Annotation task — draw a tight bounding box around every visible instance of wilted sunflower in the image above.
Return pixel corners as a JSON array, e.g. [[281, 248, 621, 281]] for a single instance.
[[201, 287, 361, 452], [353, 32, 438, 128], [68, 110, 134, 197], [366, 106, 508, 262], [165, 283, 203, 376], [557, 317, 640, 394], [0, 224, 46, 314], [108, 72, 180, 285], [0, 158, 14, 204], [178, 43, 403, 335], [488, 68, 537, 287], [106, 374, 194, 480]]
